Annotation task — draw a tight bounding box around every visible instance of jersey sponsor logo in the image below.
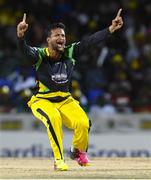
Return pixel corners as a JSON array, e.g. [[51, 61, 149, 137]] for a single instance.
[[50, 62, 68, 84], [51, 73, 68, 84]]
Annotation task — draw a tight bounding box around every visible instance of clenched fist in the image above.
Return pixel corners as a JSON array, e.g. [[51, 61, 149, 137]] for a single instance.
[[17, 13, 28, 38]]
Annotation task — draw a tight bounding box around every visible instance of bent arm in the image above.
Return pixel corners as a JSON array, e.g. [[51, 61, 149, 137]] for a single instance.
[[73, 9, 123, 59], [17, 13, 38, 63]]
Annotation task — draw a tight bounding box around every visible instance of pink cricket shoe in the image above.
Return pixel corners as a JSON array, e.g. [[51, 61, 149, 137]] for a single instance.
[[70, 148, 90, 166]]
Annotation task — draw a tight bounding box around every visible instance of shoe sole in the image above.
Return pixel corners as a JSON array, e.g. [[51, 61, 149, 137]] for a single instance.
[[78, 162, 91, 166], [54, 165, 69, 171], [55, 168, 68, 171], [54, 166, 69, 171]]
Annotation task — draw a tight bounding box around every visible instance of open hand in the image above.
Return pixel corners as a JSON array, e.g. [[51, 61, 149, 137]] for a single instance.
[[17, 13, 28, 38], [109, 9, 123, 33]]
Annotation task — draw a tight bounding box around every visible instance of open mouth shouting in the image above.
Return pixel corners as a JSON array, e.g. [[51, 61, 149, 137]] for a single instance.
[[56, 41, 65, 51]]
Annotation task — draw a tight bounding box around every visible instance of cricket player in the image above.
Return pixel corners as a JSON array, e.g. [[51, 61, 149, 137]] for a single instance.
[[17, 9, 123, 171]]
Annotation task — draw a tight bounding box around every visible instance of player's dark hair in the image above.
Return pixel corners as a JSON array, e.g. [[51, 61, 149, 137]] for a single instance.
[[47, 22, 65, 37]]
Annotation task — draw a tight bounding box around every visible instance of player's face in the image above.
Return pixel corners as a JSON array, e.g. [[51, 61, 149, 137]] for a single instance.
[[47, 28, 66, 52]]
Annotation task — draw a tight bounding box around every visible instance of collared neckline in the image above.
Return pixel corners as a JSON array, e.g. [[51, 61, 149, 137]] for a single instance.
[[45, 48, 50, 56]]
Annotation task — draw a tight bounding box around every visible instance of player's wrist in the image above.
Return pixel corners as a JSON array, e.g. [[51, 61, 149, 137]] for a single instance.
[[17, 31, 24, 38], [109, 25, 115, 34]]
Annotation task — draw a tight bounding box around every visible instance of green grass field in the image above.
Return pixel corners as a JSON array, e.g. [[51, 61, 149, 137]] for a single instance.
[[0, 157, 151, 179]]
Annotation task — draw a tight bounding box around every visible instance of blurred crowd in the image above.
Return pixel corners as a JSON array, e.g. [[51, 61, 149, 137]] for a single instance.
[[0, 0, 151, 113]]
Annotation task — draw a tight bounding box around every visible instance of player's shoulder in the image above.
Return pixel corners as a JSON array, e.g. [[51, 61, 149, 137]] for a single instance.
[[65, 42, 78, 50], [65, 42, 79, 55], [37, 47, 47, 57], [37, 47, 45, 52]]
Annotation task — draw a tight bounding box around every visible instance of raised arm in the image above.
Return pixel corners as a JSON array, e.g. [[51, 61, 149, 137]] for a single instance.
[[17, 13, 38, 62], [73, 9, 123, 58]]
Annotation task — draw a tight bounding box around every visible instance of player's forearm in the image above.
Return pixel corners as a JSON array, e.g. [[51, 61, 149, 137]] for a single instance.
[[84, 28, 111, 46], [18, 37, 28, 54], [73, 28, 111, 57], [17, 37, 38, 61]]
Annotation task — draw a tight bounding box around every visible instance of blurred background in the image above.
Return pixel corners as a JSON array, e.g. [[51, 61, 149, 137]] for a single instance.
[[0, 0, 151, 158]]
